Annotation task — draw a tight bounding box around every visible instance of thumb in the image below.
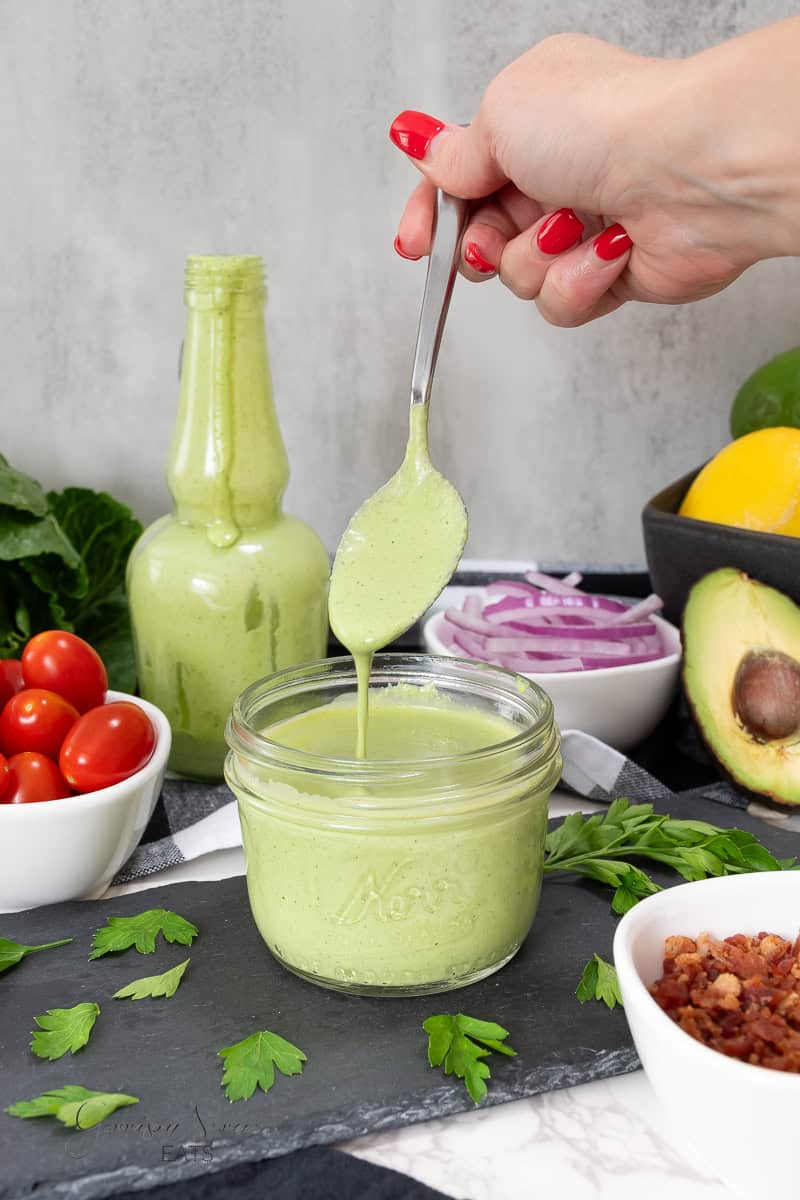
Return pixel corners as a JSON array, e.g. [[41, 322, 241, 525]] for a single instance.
[[389, 110, 506, 199]]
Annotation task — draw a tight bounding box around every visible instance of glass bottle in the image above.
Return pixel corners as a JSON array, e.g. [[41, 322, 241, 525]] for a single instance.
[[127, 255, 330, 780]]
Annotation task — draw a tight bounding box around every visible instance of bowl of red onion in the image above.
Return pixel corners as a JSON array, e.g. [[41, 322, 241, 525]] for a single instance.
[[423, 572, 681, 751]]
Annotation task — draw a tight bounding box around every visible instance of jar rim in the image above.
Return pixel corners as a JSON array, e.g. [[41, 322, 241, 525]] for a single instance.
[[225, 652, 558, 782]]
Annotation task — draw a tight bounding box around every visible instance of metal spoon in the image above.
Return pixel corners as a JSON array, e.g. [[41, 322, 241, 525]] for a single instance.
[[328, 189, 470, 658], [410, 188, 469, 408]]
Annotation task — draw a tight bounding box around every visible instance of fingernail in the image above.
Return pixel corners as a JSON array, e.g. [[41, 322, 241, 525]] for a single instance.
[[536, 208, 584, 255], [593, 223, 632, 261], [389, 110, 445, 160], [394, 235, 421, 261], [463, 243, 495, 274]]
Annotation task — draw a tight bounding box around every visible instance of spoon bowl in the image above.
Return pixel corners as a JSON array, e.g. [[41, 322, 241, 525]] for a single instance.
[[328, 407, 468, 653]]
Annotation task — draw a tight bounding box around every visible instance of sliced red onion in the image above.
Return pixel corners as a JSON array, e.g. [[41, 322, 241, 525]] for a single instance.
[[485, 580, 544, 599], [484, 634, 656, 657], [605, 594, 664, 625], [445, 607, 513, 637], [436, 571, 669, 674], [484, 595, 628, 618], [481, 609, 659, 639], [524, 571, 586, 596], [452, 630, 495, 662], [435, 619, 459, 651]]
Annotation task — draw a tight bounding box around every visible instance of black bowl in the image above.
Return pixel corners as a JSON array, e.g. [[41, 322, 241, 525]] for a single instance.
[[641, 467, 800, 624]]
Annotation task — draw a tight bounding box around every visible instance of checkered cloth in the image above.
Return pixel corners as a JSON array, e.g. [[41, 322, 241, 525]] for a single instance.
[[111, 729, 748, 886]]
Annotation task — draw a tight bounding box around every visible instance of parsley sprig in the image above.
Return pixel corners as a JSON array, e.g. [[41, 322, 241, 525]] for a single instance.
[[544, 798, 795, 914], [6, 1086, 138, 1130], [423, 1014, 516, 1104], [576, 955, 623, 1009], [114, 958, 190, 1001], [31, 1002, 100, 1060], [218, 1031, 308, 1102], [0, 936, 72, 976], [89, 909, 198, 958]]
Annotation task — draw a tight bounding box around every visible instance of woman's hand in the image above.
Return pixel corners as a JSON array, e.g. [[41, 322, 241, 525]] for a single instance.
[[390, 28, 800, 327]]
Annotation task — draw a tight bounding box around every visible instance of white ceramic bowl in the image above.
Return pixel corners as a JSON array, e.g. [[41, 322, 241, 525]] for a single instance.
[[422, 600, 681, 750], [0, 691, 171, 912], [614, 872, 800, 1199]]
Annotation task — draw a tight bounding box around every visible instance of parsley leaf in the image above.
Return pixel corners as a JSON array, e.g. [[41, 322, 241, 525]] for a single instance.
[[114, 958, 190, 1000], [576, 955, 623, 1009], [89, 909, 198, 959], [544, 798, 794, 912], [0, 936, 72, 976], [6, 1086, 138, 1130], [423, 1013, 516, 1104], [218, 1030, 307, 1102], [31, 1002, 100, 1060]]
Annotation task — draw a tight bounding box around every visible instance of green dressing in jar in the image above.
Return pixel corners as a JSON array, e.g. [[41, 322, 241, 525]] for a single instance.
[[225, 655, 562, 996]]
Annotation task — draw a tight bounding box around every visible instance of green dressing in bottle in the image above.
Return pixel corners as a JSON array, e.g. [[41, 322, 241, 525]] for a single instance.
[[127, 255, 330, 779]]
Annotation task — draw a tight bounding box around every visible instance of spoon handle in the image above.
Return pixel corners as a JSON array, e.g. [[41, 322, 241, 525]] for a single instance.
[[409, 190, 469, 407]]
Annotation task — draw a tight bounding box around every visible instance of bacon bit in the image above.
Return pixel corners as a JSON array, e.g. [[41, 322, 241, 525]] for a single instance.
[[651, 930, 800, 1072]]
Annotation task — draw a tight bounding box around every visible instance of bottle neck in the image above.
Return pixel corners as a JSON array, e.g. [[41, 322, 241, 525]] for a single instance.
[[167, 257, 289, 547]]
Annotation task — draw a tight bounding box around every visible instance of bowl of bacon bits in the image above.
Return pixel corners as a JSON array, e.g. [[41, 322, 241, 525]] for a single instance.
[[613, 871, 800, 1200], [0, 631, 170, 912], [423, 572, 681, 750]]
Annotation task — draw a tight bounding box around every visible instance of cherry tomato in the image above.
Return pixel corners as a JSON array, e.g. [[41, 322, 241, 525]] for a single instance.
[[0, 752, 8, 797], [0, 689, 80, 759], [60, 701, 156, 792], [22, 631, 107, 714], [1, 752, 73, 804], [0, 660, 24, 709]]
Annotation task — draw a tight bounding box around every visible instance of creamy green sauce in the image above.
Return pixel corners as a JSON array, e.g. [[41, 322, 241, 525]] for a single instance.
[[328, 405, 467, 756], [268, 685, 516, 759], [128, 256, 329, 778], [232, 688, 548, 990]]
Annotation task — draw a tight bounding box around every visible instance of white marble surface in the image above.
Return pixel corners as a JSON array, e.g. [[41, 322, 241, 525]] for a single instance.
[[104, 790, 752, 1200], [3, 0, 800, 565]]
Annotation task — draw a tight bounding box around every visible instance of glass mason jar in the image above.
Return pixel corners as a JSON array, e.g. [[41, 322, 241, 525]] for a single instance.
[[225, 654, 562, 997]]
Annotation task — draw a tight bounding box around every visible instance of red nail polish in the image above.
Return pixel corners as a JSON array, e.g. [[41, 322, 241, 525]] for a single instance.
[[593, 223, 632, 261], [394, 235, 421, 261], [536, 208, 584, 255], [389, 110, 445, 160], [463, 242, 494, 274]]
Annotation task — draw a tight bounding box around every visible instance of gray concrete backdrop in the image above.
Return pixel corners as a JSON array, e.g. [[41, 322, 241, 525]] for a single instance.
[[2, 0, 798, 565]]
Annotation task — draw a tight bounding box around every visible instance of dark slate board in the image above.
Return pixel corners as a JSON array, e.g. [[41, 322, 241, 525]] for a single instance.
[[1, 792, 798, 1200]]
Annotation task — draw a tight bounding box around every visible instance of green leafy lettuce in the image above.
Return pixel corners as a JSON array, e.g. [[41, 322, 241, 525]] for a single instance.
[[0, 456, 142, 690]]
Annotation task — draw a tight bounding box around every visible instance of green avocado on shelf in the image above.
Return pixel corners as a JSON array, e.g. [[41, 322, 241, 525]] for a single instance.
[[0, 455, 142, 691], [683, 568, 800, 807], [730, 346, 800, 438]]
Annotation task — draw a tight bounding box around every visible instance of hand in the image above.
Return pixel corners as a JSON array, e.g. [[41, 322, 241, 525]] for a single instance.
[[390, 31, 800, 327]]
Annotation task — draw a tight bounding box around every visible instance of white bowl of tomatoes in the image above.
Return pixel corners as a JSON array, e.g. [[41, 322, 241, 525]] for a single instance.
[[0, 632, 171, 912]]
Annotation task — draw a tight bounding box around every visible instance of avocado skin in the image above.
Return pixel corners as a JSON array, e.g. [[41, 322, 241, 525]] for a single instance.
[[682, 568, 800, 808]]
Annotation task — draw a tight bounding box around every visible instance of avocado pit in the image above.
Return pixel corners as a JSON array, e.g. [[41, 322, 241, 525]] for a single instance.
[[733, 648, 800, 741]]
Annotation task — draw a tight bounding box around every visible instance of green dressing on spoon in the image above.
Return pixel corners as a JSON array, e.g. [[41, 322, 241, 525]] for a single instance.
[[329, 404, 468, 756]]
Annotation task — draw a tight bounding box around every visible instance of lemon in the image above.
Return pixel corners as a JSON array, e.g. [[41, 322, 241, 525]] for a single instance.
[[679, 427, 800, 537]]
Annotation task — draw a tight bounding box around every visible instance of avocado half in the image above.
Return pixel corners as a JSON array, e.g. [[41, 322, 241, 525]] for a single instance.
[[683, 568, 800, 806]]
